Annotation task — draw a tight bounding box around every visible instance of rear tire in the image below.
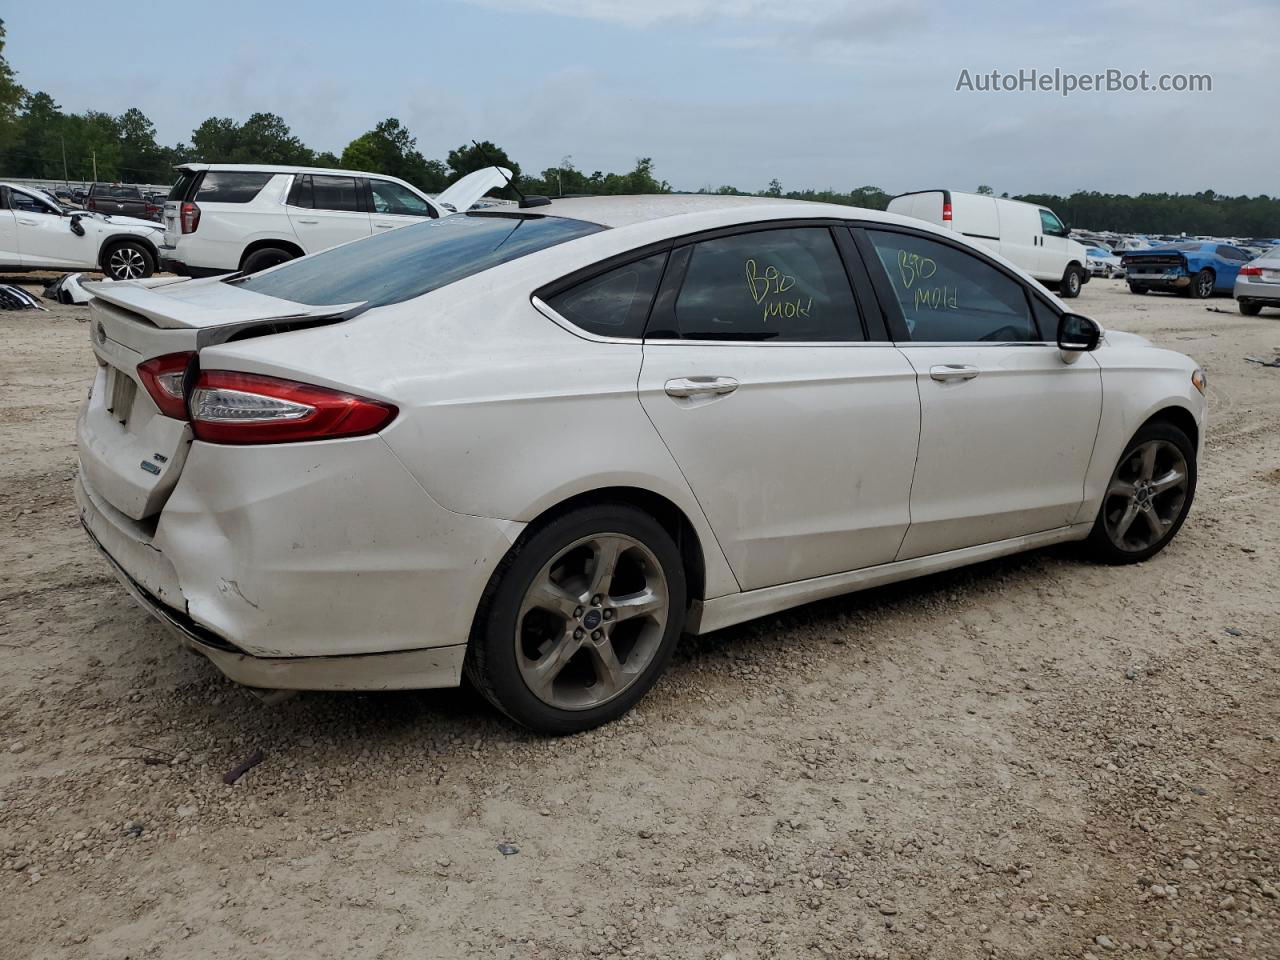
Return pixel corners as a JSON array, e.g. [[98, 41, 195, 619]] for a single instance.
[[1128, 282, 1148, 295], [1186, 268, 1214, 299], [465, 503, 687, 735], [1085, 421, 1196, 565], [241, 246, 296, 274], [1059, 265, 1084, 299], [101, 241, 155, 281], [1238, 300, 1262, 316]]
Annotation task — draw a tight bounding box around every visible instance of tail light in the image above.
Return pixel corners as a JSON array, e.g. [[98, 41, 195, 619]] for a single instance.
[[189, 371, 397, 445], [1240, 265, 1263, 277], [180, 201, 201, 234], [86, 197, 98, 211], [137, 352, 195, 419], [145, 201, 161, 219], [942, 200, 953, 222]]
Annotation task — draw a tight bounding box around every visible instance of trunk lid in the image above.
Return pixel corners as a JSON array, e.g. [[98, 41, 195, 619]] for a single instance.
[[434, 166, 512, 213], [77, 277, 359, 522]]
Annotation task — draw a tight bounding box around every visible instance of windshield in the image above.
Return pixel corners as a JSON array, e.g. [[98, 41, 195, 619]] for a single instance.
[[235, 213, 607, 308]]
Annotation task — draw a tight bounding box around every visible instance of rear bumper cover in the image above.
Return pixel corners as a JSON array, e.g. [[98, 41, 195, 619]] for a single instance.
[[159, 256, 230, 279], [1234, 277, 1280, 303]]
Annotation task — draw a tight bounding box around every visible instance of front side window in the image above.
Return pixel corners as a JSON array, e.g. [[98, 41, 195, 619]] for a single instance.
[[866, 230, 1038, 342], [369, 180, 433, 217], [544, 252, 667, 339], [236, 213, 605, 308], [195, 171, 273, 203], [310, 175, 362, 213], [9, 189, 57, 215], [1039, 209, 1066, 236], [671, 228, 862, 341]]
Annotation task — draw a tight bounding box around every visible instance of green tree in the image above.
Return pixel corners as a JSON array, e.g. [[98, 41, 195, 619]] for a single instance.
[[764, 178, 783, 197], [976, 184, 994, 196], [0, 18, 25, 170], [446, 141, 520, 198], [341, 118, 447, 191]]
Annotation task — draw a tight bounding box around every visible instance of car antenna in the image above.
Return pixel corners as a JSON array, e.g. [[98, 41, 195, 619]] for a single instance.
[[471, 140, 550, 209]]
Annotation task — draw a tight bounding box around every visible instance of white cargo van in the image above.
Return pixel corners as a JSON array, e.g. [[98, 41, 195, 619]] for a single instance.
[[887, 190, 1090, 298]]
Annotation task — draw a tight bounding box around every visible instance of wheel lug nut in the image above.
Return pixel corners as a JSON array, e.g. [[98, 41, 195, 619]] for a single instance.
[[591, 630, 602, 641], [573, 628, 584, 640], [591, 595, 602, 606], [603, 609, 614, 621], [574, 606, 584, 618]]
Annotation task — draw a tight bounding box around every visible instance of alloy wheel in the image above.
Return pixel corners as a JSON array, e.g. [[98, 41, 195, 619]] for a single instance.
[[1101, 439, 1189, 552], [108, 247, 146, 280], [1197, 273, 1213, 297], [515, 533, 669, 710]]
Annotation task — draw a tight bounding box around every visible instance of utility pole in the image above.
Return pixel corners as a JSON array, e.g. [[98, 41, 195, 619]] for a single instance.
[[60, 136, 69, 186], [92, 150, 98, 183]]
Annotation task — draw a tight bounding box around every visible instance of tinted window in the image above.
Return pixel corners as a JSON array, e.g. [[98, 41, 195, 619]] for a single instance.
[[195, 171, 273, 203], [286, 174, 312, 208], [92, 184, 141, 199], [168, 170, 202, 201], [369, 179, 433, 217], [236, 213, 605, 308], [867, 230, 1037, 342], [545, 253, 667, 339], [672, 228, 861, 341], [1216, 245, 1248, 261], [9, 189, 56, 214], [1029, 296, 1058, 342], [311, 175, 362, 213], [1039, 209, 1066, 236]]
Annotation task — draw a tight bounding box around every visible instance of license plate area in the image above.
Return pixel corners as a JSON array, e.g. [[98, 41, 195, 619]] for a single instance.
[[106, 367, 137, 424]]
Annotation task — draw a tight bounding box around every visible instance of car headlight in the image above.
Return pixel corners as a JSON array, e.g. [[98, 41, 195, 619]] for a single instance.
[[1192, 368, 1207, 395]]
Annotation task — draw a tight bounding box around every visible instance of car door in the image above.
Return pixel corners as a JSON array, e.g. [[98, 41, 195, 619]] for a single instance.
[[1215, 245, 1249, 290], [1037, 207, 1071, 278], [994, 201, 1045, 279], [284, 174, 371, 253], [0, 189, 18, 266], [366, 177, 437, 235], [857, 225, 1102, 560], [637, 223, 921, 591], [9, 187, 96, 269]]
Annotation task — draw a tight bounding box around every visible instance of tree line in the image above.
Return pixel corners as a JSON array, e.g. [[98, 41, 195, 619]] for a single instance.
[[1, 20, 1275, 237]]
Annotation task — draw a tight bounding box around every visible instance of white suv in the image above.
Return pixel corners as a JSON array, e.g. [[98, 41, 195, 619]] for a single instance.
[[159, 164, 510, 276], [1, 182, 165, 280]]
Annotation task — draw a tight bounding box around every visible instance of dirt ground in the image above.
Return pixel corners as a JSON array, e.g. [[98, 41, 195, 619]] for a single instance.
[[0, 273, 1277, 960]]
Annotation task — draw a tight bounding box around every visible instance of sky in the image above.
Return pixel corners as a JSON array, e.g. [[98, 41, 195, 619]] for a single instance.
[[5, 0, 1277, 196]]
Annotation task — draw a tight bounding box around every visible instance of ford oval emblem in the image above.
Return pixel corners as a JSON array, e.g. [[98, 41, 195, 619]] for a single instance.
[[95, 322, 107, 345]]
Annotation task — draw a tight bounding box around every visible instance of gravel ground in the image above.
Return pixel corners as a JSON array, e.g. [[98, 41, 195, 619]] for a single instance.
[[0, 274, 1277, 960]]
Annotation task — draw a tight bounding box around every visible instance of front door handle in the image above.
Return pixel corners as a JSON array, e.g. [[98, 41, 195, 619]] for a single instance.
[[664, 376, 739, 398], [374, 222, 395, 229], [17, 218, 38, 225], [929, 364, 980, 382], [296, 218, 319, 224]]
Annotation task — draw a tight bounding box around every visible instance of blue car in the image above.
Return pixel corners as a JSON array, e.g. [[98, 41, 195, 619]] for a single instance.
[[1121, 241, 1253, 298]]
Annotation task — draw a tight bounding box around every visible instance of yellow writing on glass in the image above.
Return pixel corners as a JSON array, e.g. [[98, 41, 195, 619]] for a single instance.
[[745, 259, 812, 322], [897, 250, 937, 288], [913, 285, 959, 310]]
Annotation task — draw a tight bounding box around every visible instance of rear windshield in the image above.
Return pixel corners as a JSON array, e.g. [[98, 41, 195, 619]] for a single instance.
[[92, 184, 141, 198], [234, 213, 607, 308], [195, 171, 273, 203], [168, 169, 201, 201]]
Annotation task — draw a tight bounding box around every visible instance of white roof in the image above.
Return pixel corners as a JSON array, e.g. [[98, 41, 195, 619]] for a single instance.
[[175, 162, 403, 181], [528, 194, 829, 228]]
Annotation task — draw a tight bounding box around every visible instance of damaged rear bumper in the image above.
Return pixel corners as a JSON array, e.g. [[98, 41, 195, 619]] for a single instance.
[[78, 491, 468, 692]]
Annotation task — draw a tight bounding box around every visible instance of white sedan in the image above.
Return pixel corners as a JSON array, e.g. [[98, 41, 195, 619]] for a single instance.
[[1, 182, 165, 280], [75, 196, 1206, 734]]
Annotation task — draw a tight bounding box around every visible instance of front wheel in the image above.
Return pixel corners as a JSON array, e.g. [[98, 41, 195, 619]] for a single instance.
[[102, 241, 155, 281], [465, 503, 687, 735], [1059, 265, 1084, 299], [1085, 421, 1196, 564], [1186, 269, 1215, 299]]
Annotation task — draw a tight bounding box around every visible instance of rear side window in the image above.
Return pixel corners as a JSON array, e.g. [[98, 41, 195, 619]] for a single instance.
[[235, 213, 606, 308], [866, 230, 1037, 342], [195, 171, 273, 203], [1216, 245, 1247, 261], [545, 253, 667, 339], [672, 228, 862, 341], [311, 175, 362, 213], [168, 170, 201, 201]]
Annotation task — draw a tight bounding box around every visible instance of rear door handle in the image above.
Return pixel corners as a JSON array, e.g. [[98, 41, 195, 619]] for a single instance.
[[929, 364, 980, 382], [17, 218, 38, 225], [296, 218, 319, 224], [664, 376, 739, 398], [374, 222, 395, 229]]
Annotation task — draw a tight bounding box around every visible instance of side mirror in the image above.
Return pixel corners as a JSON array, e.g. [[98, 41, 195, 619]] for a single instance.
[[1058, 313, 1101, 353]]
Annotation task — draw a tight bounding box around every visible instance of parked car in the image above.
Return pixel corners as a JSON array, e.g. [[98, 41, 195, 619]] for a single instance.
[[86, 183, 163, 222], [1234, 246, 1280, 315], [0, 182, 165, 279], [159, 163, 510, 276], [1122, 242, 1252, 297], [76, 195, 1206, 734], [1084, 245, 1125, 278], [886, 190, 1090, 297]]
